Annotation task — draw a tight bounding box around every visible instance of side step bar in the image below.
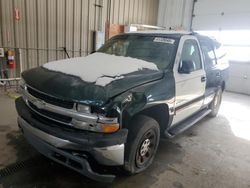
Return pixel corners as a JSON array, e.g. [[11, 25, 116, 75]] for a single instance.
[[165, 108, 212, 137]]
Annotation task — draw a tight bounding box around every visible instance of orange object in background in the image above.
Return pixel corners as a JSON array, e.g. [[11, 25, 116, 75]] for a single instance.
[[105, 22, 124, 40], [7, 49, 16, 70]]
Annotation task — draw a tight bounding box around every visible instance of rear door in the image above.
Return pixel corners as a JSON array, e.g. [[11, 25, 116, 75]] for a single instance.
[[199, 39, 220, 105], [172, 36, 206, 125]]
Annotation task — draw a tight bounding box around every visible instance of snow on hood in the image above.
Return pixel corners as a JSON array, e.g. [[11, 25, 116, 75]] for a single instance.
[[43, 52, 158, 86]]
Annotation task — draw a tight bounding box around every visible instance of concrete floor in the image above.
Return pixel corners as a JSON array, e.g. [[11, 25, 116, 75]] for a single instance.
[[1, 91, 250, 188]]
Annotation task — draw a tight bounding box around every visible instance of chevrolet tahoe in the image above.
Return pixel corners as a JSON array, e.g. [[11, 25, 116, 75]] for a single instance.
[[15, 31, 229, 182]]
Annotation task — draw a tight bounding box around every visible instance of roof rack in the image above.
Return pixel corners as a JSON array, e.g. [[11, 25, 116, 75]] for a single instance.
[[129, 24, 166, 30]]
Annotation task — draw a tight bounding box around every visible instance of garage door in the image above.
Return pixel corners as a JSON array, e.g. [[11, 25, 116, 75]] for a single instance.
[[192, 0, 250, 95], [192, 0, 250, 30]]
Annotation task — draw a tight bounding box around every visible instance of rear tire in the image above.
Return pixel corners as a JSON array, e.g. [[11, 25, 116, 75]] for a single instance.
[[208, 88, 222, 117], [123, 115, 160, 174]]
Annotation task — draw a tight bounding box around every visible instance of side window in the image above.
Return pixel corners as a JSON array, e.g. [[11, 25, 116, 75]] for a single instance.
[[180, 39, 202, 72], [200, 42, 217, 69], [214, 44, 228, 65]]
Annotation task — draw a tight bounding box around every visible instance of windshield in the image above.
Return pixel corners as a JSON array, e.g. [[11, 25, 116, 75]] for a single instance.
[[98, 35, 179, 70]]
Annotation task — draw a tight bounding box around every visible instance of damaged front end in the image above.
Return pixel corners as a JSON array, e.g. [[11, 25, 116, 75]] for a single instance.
[[16, 79, 128, 182], [16, 61, 163, 181]]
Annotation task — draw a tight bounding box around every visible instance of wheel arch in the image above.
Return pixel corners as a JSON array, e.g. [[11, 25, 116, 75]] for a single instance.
[[123, 103, 172, 136]]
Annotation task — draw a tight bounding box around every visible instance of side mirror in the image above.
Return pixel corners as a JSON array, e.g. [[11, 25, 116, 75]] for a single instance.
[[178, 60, 196, 74]]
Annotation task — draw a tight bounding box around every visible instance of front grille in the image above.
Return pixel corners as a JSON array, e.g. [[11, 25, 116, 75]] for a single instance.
[[28, 101, 72, 124], [30, 110, 84, 132], [27, 86, 74, 109]]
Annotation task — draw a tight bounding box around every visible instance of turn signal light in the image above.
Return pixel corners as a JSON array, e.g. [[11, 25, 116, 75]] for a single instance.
[[100, 123, 119, 133]]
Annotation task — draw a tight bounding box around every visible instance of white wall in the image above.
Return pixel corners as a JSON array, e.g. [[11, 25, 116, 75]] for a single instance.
[[157, 0, 194, 31]]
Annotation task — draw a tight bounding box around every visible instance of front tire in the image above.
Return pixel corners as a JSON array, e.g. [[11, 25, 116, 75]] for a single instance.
[[123, 115, 160, 174], [208, 88, 222, 117]]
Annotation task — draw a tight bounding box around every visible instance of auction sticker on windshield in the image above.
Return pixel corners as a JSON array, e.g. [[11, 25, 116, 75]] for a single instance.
[[153, 37, 175, 44]]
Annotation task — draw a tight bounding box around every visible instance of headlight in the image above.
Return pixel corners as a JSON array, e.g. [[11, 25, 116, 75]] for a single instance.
[[74, 104, 119, 133], [76, 103, 90, 113]]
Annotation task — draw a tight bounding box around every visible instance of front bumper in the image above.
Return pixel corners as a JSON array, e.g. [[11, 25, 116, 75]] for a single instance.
[[16, 97, 128, 182]]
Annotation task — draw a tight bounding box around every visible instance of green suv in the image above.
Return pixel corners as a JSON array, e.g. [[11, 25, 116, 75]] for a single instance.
[[15, 31, 229, 182]]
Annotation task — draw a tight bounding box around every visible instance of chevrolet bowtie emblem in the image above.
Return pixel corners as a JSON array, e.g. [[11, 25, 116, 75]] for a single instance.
[[32, 99, 46, 109]]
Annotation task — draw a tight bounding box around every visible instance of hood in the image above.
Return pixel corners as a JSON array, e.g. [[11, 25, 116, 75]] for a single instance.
[[22, 68, 163, 106], [42, 52, 159, 87], [22, 54, 163, 106]]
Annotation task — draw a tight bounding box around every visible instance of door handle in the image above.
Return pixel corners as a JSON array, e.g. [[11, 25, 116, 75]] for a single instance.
[[216, 72, 221, 77], [201, 76, 206, 82]]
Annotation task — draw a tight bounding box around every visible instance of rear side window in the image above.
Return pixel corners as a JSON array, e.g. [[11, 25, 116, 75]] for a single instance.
[[200, 42, 217, 70], [180, 39, 202, 71], [214, 44, 228, 65]]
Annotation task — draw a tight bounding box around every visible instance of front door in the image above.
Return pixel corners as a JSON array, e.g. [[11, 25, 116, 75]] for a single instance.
[[172, 36, 206, 125]]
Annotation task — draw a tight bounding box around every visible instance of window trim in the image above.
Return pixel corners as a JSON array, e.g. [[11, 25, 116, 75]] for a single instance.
[[200, 40, 218, 70], [179, 39, 203, 73]]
